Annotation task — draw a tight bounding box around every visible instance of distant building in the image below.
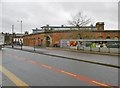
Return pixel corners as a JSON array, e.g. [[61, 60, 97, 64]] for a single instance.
[[23, 22, 119, 47], [13, 33, 23, 45], [32, 28, 43, 34], [41, 24, 97, 31], [2, 33, 12, 45], [2, 33, 23, 45]]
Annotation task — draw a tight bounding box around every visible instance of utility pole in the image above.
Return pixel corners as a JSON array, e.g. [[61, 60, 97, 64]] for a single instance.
[[32, 38, 35, 51], [21, 20, 22, 34], [17, 20, 23, 50], [12, 25, 14, 48], [20, 20, 22, 50]]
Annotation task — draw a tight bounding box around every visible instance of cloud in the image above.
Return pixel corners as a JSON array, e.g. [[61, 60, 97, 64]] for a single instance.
[[58, 2, 118, 28], [1, 1, 118, 33]]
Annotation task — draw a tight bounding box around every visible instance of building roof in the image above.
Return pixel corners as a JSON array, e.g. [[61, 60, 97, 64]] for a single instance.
[[32, 28, 42, 30], [41, 25, 96, 28], [15, 33, 23, 36], [23, 29, 120, 37], [32, 28, 44, 34]]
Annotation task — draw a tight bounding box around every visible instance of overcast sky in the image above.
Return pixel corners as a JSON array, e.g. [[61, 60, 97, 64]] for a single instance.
[[0, 0, 119, 34]]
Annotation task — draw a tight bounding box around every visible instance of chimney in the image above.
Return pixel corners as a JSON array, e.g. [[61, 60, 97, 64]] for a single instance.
[[96, 22, 104, 31]]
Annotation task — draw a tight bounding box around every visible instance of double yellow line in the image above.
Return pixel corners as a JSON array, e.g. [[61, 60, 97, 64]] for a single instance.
[[0, 65, 29, 88]]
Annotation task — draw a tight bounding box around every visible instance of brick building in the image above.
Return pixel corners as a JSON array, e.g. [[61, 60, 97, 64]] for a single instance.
[[23, 22, 119, 47], [1, 33, 23, 45]]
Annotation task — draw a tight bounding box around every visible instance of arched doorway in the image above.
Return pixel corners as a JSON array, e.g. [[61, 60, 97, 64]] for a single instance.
[[46, 36, 50, 47]]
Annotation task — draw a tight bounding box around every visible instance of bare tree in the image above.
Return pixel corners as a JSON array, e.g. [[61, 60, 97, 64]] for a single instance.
[[68, 12, 91, 27], [68, 12, 91, 39]]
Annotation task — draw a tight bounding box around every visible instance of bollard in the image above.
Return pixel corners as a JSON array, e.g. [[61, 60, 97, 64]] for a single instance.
[[99, 47, 100, 52], [108, 48, 110, 53]]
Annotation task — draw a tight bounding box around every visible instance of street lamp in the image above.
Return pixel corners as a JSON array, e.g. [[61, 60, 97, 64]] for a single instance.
[[38, 37, 40, 46], [17, 20, 22, 34], [17, 20, 23, 50], [32, 38, 35, 51], [11, 24, 14, 48]]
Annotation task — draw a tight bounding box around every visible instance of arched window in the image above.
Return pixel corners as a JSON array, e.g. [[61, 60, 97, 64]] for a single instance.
[[114, 36, 118, 39], [106, 36, 110, 39]]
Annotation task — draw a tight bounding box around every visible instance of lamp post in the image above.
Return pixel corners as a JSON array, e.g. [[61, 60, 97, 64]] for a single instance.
[[17, 20, 22, 34], [17, 20, 23, 50], [38, 37, 40, 46], [11, 24, 14, 48], [33, 38, 35, 51]]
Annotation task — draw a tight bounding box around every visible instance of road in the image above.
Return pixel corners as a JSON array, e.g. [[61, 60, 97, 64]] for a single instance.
[[1, 48, 118, 87], [11, 45, 119, 66]]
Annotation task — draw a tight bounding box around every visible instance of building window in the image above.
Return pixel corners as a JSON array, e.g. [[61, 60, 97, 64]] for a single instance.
[[114, 36, 118, 39], [106, 36, 110, 39]]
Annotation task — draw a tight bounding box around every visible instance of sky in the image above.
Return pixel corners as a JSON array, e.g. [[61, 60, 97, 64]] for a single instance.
[[0, 0, 119, 34]]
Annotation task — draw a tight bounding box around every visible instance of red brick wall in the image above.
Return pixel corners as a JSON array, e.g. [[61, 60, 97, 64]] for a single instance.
[[23, 30, 119, 47]]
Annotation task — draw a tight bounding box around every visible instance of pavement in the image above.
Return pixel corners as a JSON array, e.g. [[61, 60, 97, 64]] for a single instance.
[[1, 48, 119, 87], [4, 45, 119, 69]]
